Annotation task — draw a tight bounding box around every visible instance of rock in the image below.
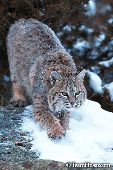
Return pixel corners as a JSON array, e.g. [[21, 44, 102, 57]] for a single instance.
[[0, 105, 39, 163], [0, 159, 113, 170]]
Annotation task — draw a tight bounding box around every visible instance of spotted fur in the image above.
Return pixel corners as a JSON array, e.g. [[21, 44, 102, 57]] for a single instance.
[[7, 19, 87, 139]]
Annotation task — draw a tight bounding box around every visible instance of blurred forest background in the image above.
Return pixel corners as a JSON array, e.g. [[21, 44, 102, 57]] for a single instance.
[[0, 0, 113, 112]]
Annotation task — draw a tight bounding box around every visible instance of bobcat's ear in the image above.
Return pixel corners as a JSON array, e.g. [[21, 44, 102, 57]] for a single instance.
[[76, 69, 86, 82], [50, 71, 62, 86]]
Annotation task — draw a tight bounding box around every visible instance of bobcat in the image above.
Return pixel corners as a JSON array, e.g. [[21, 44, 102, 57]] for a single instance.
[[7, 19, 87, 139]]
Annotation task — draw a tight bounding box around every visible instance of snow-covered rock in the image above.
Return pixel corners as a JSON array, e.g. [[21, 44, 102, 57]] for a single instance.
[[73, 39, 91, 56], [94, 33, 105, 47], [86, 70, 103, 94], [104, 82, 113, 102], [99, 57, 113, 68]]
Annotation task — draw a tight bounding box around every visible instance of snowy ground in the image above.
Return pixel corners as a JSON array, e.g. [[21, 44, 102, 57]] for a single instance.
[[22, 99, 113, 164]]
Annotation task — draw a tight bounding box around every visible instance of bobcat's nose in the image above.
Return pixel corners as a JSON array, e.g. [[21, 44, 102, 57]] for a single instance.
[[70, 100, 75, 106], [69, 96, 75, 106]]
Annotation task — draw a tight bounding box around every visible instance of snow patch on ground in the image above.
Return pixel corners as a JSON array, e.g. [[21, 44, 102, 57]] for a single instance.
[[3, 75, 10, 82], [99, 57, 113, 67], [74, 39, 91, 50], [63, 25, 72, 32], [73, 39, 91, 56], [85, 0, 96, 17], [79, 25, 94, 35], [95, 33, 105, 47], [108, 16, 113, 24], [87, 70, 103, 94], [104, 82, 113, 101], [22, 100, 113, 164]]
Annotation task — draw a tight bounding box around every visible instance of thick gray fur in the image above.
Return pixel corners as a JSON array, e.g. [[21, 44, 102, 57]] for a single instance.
[[7, 19, 87, 139]]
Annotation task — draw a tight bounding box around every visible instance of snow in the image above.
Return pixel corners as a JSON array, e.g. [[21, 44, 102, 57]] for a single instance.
[[99, 57, 113, 67], [104, 82, 113, 101], [56, 31, 63, 38], [79, 25, 94, 35], [87, 70, 103, 94], [85, 0, 96, 17], [91, 66, 100, 74], [22, 100, 113, 164], [3, 75, 10, 82], [95, 33, 105, 47], [63, 25, 72, 32], [108, 16, 113, 24], [73, 39, 91, 56], [89, 48, 99, 60], [74, 39, 91, 50]]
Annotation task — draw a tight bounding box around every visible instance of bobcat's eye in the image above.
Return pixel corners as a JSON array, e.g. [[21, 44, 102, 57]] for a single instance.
[[75, 91, 81, 96], [61, 92, 68, 96]]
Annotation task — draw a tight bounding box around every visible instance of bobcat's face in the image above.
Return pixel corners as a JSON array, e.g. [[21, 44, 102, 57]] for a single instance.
[[48, 70, 87, 113]]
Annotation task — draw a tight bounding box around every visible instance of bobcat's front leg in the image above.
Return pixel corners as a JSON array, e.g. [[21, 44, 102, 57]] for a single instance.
[[58, 110, 70, 131], [33, 94, 65, 139]]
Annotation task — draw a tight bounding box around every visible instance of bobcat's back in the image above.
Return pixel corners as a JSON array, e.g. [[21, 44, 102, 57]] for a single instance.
[[7, 19, 65, 101]]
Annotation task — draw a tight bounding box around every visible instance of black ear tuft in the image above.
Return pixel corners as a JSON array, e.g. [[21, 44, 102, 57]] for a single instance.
[[50, 71, 62, 86]]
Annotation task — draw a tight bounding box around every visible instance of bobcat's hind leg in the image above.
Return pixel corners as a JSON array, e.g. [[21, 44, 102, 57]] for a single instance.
[[10, 79, 27, 107]]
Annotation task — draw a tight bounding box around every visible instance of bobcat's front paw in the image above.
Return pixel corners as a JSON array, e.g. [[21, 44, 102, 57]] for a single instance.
[[10, 96, 27, 107], [47, 122, 65, 139]]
